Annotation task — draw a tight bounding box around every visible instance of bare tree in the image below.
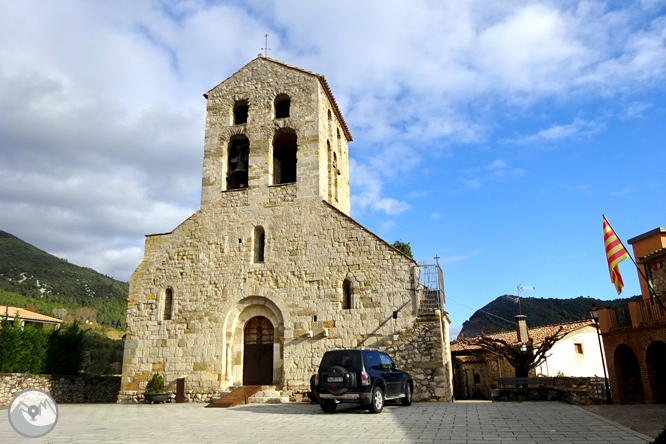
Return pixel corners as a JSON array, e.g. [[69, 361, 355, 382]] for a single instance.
[[460, 327, 565, 377]]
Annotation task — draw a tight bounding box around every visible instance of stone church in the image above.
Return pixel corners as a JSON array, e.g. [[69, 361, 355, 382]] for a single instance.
[[119, 56, 453, 403]]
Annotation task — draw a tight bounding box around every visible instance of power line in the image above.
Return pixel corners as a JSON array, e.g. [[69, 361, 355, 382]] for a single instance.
[[446, 296, 515, 327]]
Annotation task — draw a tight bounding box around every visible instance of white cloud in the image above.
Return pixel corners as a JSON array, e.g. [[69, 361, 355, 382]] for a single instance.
[[458, 160, 525, 189], [350, 160, 411, 216], [513, 118, 603, 144], [624, 101, 652, 118], [1, 0, 666, 280]]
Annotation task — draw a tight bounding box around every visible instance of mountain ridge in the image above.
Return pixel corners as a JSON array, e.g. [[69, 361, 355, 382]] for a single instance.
[[459, 294, 634, 338], [0, 230, 128, 328]]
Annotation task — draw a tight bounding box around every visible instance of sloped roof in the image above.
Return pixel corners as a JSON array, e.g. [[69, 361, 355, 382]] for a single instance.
[[451, 319, 595, 352], [637, 247, 666, 264], [0, 306, 62, 323], [203, 56, 352, 142]]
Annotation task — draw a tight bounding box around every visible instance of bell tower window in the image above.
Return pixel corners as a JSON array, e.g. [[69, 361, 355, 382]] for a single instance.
[[274, 95, 290, 118], [233, 100, 248, 125], [228, 136, 249, 189], [273, 129, 297, 184]]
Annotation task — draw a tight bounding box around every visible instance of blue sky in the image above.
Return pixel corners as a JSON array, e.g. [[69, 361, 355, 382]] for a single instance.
[[1, 1, 665, 332]]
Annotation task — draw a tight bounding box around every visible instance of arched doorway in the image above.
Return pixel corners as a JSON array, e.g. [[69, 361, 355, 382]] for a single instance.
[[614, 344, 645, 404], [646, 341, 666, 403], [243, 316, 274, 385]]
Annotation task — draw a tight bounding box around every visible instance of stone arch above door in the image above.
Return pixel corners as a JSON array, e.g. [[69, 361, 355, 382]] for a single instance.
[[222, 296, 285, 388]]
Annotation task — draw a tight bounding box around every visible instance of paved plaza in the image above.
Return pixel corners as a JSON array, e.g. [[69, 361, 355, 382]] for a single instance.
[[1, 401, 654, 444]]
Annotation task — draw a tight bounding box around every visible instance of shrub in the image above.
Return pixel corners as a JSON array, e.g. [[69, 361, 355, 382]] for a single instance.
[[145, 373, 165, 394]]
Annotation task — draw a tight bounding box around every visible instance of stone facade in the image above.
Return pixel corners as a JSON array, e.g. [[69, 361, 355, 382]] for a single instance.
[[120, 57, 453, 403], [383, 313, 453, 402], [1, 373, 120, 405]]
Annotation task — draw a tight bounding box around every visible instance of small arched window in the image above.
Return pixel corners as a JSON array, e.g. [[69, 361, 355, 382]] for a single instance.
[[342, 279, 352, 309], [273, 129, 297, 184], [333, 152, 339, 202], [474, 373, 481, 384], [163, 288, 173, 321], [274, 94, 290, 119], [327, 141, 333, 200], [233, 100, 248, 125], [254, 226, 265, 263]]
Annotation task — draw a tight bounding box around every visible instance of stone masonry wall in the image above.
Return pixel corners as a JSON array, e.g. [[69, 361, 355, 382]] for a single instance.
[[383, 313, 453, 402], [1, 373, 120, 406], [201, 57, 350, 216], [121, 197, 420, 400]]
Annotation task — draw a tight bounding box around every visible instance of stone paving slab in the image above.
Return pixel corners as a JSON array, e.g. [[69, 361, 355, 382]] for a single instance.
[[0, 401, 652, 444]]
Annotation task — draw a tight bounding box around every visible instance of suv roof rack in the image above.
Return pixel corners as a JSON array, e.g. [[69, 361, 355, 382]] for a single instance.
[[359, 347, 379, 351]]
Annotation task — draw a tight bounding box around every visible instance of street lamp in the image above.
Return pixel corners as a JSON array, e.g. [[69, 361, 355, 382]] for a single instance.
[[590, 304, 612, 405]]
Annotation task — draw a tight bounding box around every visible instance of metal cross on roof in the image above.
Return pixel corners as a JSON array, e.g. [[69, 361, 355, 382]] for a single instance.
[[262, 34, 271, 57]]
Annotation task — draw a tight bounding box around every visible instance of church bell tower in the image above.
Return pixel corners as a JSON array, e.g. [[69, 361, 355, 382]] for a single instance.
[[199, 56, 352, 215]]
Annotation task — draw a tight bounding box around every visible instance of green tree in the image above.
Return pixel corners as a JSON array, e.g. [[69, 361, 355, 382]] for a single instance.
[[392, 240, 413, 258], [0, 317, 49, 373], [45, 323, 86, 375]]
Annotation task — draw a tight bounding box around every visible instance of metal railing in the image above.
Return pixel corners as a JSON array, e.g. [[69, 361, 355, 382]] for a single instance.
[[418, 262, 445, 316]]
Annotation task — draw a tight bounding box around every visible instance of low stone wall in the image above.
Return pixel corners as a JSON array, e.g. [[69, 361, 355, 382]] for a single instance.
[[0, 373, 121, 405], [490, 376, 608, 405]]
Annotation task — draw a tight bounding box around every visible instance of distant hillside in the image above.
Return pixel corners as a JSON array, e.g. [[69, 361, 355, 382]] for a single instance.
[[459, 295, 634, 338], [0, 231, 128, 328]]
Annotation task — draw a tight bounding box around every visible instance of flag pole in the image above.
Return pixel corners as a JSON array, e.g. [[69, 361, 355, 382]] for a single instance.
[[603, 215, 661, 302]]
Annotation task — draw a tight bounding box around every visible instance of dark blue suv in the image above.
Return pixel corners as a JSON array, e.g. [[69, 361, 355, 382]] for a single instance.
[[314, 348, 413, 413]]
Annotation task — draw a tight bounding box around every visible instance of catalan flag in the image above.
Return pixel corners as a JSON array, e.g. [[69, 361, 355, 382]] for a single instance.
[[603, 217, 630, 295]]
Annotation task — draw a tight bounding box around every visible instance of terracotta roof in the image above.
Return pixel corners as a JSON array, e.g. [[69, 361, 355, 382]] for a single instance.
[[203, 56, 353, 142], [455, 355, 486, 363], [0, 306, 62, 323], [637, 247, 666, 264], [451, 319, 595, 352]]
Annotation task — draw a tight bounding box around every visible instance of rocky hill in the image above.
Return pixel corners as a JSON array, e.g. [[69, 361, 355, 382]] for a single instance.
[[459, 294, 634, 338], [0, 231, 128, 328]]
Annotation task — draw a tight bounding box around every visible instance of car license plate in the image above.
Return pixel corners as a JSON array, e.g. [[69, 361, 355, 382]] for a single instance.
[[327, 377, 343, 382]]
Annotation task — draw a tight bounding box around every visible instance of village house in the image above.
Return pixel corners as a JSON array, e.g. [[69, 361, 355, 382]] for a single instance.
[[119, 56, 453, 403], [451, 318, 606, 400], [597, 226, 666, 404], [0, 306, 62, 330]]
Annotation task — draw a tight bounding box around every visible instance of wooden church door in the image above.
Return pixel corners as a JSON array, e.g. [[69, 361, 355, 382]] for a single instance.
[[243, 316, 274, 385]]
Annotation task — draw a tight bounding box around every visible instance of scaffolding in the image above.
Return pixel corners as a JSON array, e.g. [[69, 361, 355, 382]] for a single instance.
[[418, 260, 445, 316]]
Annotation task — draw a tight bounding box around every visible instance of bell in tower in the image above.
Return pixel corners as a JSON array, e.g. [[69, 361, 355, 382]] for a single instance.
[[227, 138, 249, 189]]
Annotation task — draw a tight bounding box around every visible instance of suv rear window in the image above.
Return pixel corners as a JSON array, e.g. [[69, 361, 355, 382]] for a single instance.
[[320, 350, 362, 371]]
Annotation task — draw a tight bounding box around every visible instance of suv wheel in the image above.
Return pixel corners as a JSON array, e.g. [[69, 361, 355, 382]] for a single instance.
[[320, 401, 337, 413], [368, 386, 384, 414], [401, 383, 412, 406], [321, 365, 354, 396]]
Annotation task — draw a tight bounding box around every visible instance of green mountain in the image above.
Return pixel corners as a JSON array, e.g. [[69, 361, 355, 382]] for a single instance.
[[0, 231, 128, 329], [459, 294, 634, 338]]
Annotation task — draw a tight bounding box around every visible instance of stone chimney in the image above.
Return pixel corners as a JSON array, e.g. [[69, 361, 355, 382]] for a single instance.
[[515, 315, 529, 343]]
